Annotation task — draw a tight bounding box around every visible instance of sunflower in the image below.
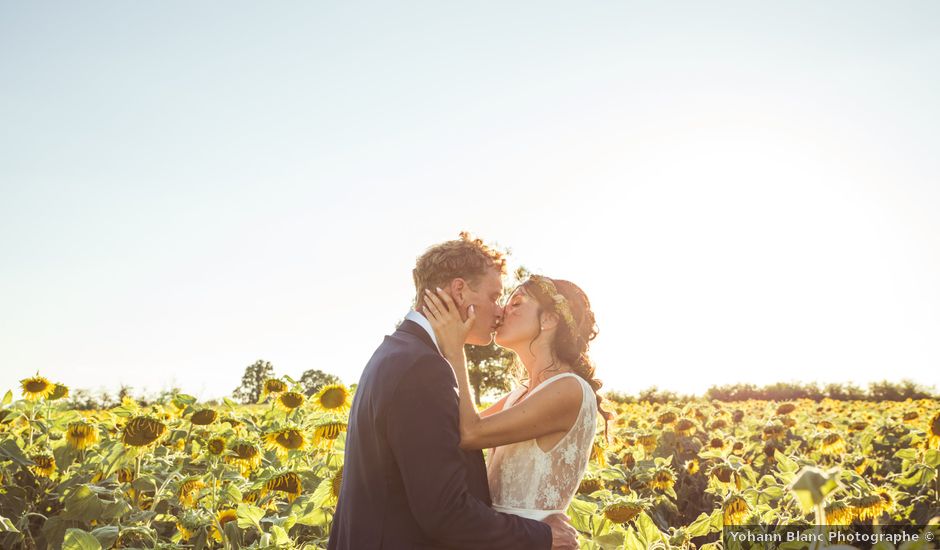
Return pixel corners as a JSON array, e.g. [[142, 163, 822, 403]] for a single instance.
[[313, 466, 344, 506], [265, 428, 306, 455], [709, 437, 726, 451], [226, 440, 262, 473], [776, 402, 797, 415], [929, 412, 940, 449], [825, 500, 855, 524], [674, 419, 696, 437], [190, 409, 218, 426], [276, 391, 305, 411], [590, 441, 607, 467], [732, 409, 745, 423], [313, 420, 348, 447], [176, 521, 196, 542], [850, 494, 889, 521], [20, 375, 55, 401], [710, 419, 728, 430], [65, 421, 99, 450], [710, 463, 743, 490], [761, 422, 787, 441], [604, 496, 646, 524], [577, 476, 603, 495], [260, 378, 288, 402], [48, 383, 70, 401], [637, 433, 657, 453], [206, 437, 227, 456], [264, 471, 303, 502], [117, 468, 135, 484], [722, 494, 749, 525], [30, 453, 56, 477], [817, 420, 834, 429], [313, 384, 352, 413], [178, 478, 206, 508], [685, 458, 700, 475], [848, 421, 868, 432], [902, 411, 919, 423], [819, 433, 846, 455], [648, 468, 676, 492], [211, 509, 238, 542], [621, 451, 636, 470], [657, 411, 677, 425], [121, 416, 167, 447]]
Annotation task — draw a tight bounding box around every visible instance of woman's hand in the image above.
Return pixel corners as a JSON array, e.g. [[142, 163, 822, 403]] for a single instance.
[[422, 288, 476, 365]]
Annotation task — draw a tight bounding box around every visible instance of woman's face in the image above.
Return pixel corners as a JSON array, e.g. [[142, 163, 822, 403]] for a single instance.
[[495, 285, 543, 349]]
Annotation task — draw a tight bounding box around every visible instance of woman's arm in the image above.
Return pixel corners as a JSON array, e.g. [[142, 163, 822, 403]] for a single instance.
[[423, 289, 583, 450], [480, 394, 510, 418]]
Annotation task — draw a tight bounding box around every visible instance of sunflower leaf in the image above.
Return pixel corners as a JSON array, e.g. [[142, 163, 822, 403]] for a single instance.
[[0, 439, 32, 467], [925, 449, 940, 469], [1, 390, 11, 407], [236, 503, 265, 533], [62, 528, 102, 550], [0, 514, 20, 533]]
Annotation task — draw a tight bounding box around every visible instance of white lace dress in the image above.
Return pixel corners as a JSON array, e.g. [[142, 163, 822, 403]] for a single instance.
[[487, 373, 598, 521]]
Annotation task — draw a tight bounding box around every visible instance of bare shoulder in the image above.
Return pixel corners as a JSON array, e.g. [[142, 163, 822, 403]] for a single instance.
[[525, 375, 584, 412]]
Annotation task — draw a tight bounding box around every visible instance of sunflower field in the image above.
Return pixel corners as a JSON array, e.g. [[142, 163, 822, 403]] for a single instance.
[[1, 374, 938, 550]]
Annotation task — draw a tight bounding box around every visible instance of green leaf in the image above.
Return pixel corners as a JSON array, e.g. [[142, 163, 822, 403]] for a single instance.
[[686, 512, 712, 538], [60, 486, 131, 523], [594, 531, 626, 549], [90, 526, 119, 549], [1, 390, 11, 406], [789, 466, 840, 513], [0, 515, 20, 533], [62, 529, 102, 550], [634, 511, 664, 546], [0, 439, 32, 467], [622, 528, 645, 550], [774, 450, 799, 474], [221, 483, 242, 504], [236, 503, 265, 533], [894, 448, 918, 462], [925, 449, 940, 468], [270, 525, 291, 546]]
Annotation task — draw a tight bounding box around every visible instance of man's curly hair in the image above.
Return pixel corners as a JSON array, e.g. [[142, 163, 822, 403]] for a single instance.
[[412, 232, 507, 302]]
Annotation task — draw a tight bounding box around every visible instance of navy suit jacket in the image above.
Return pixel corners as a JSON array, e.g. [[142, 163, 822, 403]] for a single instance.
[[327, 319, 552, 550]]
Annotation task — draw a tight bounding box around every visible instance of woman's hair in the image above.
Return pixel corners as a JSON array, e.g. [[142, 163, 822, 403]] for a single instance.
[[520, 276, 612, 440]]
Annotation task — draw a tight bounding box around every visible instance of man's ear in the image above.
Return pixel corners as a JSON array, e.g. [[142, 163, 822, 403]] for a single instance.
[[450, 278, 467, 307]]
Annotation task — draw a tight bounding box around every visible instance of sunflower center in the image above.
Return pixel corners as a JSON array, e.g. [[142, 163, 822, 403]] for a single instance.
[[319, 388, 347, 409]]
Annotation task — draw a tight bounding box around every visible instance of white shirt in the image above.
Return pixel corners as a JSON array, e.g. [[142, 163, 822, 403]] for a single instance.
[[403, 309, 442, 354]]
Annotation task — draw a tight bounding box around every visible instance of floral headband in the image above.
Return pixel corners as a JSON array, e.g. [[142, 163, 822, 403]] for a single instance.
[[527, 275, 578, 333]]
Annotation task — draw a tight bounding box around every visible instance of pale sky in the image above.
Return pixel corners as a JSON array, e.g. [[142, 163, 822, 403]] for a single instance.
[[2, 1, 938, 400]]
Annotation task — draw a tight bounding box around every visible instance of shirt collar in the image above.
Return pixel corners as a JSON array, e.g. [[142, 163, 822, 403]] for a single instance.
[[404, 309, 441, 354]]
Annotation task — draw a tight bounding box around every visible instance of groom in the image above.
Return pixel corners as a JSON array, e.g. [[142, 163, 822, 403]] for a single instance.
[[328, 233, 578, 549]]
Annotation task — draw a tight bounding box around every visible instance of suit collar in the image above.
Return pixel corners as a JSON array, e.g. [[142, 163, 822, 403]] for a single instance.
[[398, 318, 440, 354]]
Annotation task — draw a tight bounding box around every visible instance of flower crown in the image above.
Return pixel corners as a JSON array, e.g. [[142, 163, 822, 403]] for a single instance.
[[528, 275, 578, 333]]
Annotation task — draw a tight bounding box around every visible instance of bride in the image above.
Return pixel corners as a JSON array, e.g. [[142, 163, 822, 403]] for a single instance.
[[422, 275, 612, 522]]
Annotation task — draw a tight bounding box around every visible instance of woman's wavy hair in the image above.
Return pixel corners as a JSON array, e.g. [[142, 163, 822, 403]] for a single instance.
[[518, 276, 612, 441]]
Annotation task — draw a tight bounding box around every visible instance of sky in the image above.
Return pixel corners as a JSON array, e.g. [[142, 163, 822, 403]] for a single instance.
[[1, 1, 938, 400]]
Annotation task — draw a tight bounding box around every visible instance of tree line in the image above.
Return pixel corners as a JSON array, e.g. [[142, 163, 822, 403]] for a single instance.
[[604, 379, 938, 404]]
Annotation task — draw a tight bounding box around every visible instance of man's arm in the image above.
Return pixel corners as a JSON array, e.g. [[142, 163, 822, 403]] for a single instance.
[[386, 354, 552, 550]]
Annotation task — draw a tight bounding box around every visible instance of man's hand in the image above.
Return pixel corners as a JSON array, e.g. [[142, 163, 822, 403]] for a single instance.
[[544, 513, 578, 550]]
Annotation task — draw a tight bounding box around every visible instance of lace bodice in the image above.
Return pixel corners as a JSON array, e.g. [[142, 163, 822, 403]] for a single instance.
[[487, 373, 598, 513]]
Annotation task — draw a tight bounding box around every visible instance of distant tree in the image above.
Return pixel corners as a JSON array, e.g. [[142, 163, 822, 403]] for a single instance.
[[465, 343, 516, 406], [232, 359, 275, 404], [299, 369, 342, 396]]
